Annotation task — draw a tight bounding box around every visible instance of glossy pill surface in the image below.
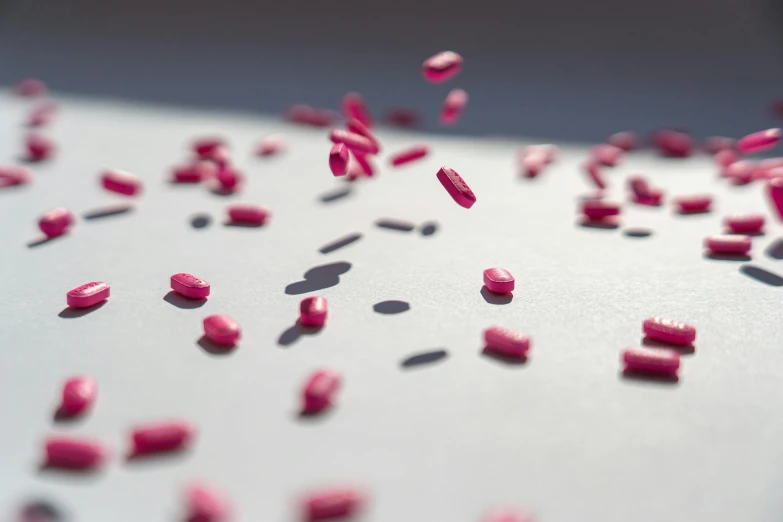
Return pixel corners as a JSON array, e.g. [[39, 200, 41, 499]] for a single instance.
[[131, 420, 194, 455], [582, 200, 620, 220], [483, 268, 515, 293], [303, 488, 364, 521], [216, 166, 242, 190], [102, 170, 142, 196], [60, 376, 97, 416], [422, 51, 463, 83], [302, 369, 341, 414], [737, 128, 781, 154], [483, 326, 530, 359], [390, 145, 428, 166], [345, 118, 379, 151], [203, 315, 240, 346], [643, 317, 696, 346], [173, 161, 216, 183], [768, 178, 783, 220], [171, 273, 210, 299], [440, 88, 468, 126], [329, 144, 349, 177], [675, 194, 712, 214], [38, 207, 74, 238], [436, 166, 476, 208], [45, 436, 107, 470], [227, 204, 270, 225], [341, 92, 373, 128], [724, 214, 764, 234], [705, 234, 752, 255], [300, 296, 328, 327], [622, 347, 680, 376], [329, 130, 378, 155], [67, 282, 110, 308], [185, 483, 230, 522]]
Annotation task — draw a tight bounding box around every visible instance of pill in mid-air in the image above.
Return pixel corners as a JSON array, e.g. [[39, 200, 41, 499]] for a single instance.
[[300, 296, 328, 327], [483, 268, 514, 294], [622, 347, 680, 377], [390, 145, 428, 167], [440, 88, 468, 126], [341, 92, 374, 128], [131, 420, 195, 455], [737, 128, 781, 154], [422, 51, 463, 83], [329, 129, 379, 155], [192, 138, 226, 159], [481, 508, 536, 522], [60, 376, 97, 416], [302, 369, 341, 415], [767, 178, 783, 220], [203, 315, 241, 346], [66, 282, 110, 309], [436, 166, 476, 208], [101, 170, 142, 196], [724, 214, 765, 234], [171, 273, 210, 299], [329, 144, 349, 177], [642, 317, 696, 346], [256, 135, 286, 156], [15, 78, 47, 97], [38, 207, 74, 238], [704, 136, 735, 154], [652, 129, 693, 157], [483, 326, 530, 359], [607, 131, 637, 151], [345, 118, 379, 151], [44, 436, 108, 470]]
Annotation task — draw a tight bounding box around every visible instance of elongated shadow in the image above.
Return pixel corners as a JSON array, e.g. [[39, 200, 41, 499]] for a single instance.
[[196, 335, 235, 356], [740, 264, 783, 286], [578, 217, 619, 230], [401, 349, 448, 368], [190, 214, 212, 229], [704, 252, 751, 262], [277, 321, 324, 347], [163, 291, 206, 309], [641, 337, 695, 355], [18, 499, 65, 522], [419, 221, 439, 236], [27, 234, 68, 248], [480, 286, 513, 305], [319, 233, 362, 254], [624, 227, 653, 238], [373, 300, 410, 314], [375, 218, 415, 232], [58, 301, 106, 318], [83, 204, 134, 220], [620, 369, 679, 385], [481, 347, 527, 366], [319, 186, 352, 203], [52, 405, 85, 424], [285, 262, 351, 295]]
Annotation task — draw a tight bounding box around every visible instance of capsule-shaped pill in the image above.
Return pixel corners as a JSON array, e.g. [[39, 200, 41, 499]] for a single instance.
[[635, 188, 663, 206], [216, 166, 242, 191], [102, 169, 142, 196], [390, 145, 428, 167], [436, 166, 476, 208], [67, 282, 110, 309], [300, 296, 328, 327], [607, 131, 637, 151], [172, 161, 216, 183], [26, 133, 55, 161], [285, 105, 337, 127], [184, 482, 230, 522], [628, 175, 652, 199], [704, 136, 735, 154], [131, 420, 195, 455], [39, 207, 74, 238], [345, 118, 379, 151], [203, 315, 240, 346], [256, 135, 286, 156], [385, 107, 421, 128], [622, 347, 680, 377], [705, 234, 752, 255], [585, 161, 606, 189], [483, 326, 530, 359], [16, 78, 47, 98], [422, 51, 463, 83], [341, 92, 373, 128], [724, 213, 765, 234], [481, 508, 535, 522], [724, 160, 755, 185], [44, 436, 108, 470], [329, 144, 349, 177], [483, 268, 514, 294], [675, 194, 712, 214], [352, 152, 376, 178], [302, 488, 364, 521], [171, 273, 210, 299], [27, 101, 58, 127], [767, 178, 783, 220], [60, 376, 97, 416], [652, 129, 693, 157], [715, 149, 739, 169], [737, 128, 781, 154], [440, 88, 468, 126], [193, 138, 226, 159], [643, 317, 696, 346], [591, 144, 623, 167], [227, 204, 270, 225], [582, 200, 620, 220], [0, 165, 32, 186], [329, 130, 378, 155], [302, 369, 341, 414]]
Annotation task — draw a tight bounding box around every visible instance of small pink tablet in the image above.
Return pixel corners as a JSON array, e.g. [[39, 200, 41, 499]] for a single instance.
[[67, 282, 110, 308], [675, 194, 712, 214], [715, 149, 738, 168], [184, 483, 230, 522], [60, 376, 97, 416], [642, 317, 696, 346], [704, 136, 735, 154], [622, 347, 680, 377], [216, 166, 242, 190], [345, 118, 379, 151], [171, 273, 210, 299], [390, 145, 428, 167], [300, 296, 328, 327], [193, 138, 225, 159], [26, 133, 55, 161], [737, 128, 780, 154], [341, 92, 374, 128], [585, 161, 605, 189], [227, 204, 270, 225], [591, 144, 623, 166], [302, 369, 341, 414], [0, 166, 31, 186], [45, 436, 108, 470], [27, 101, 58, 127], [724, 214, 765, 234], [436, 166, 476, 208], [102, 170, 142, 196], [256, 135, 286, 156], [131, 420, 195, 455], [483, 326, 530, 359], [607, 131, 637, 151], [768, 178, 783, 220], [172, 161, 216, 183], [440, 88, 468, 126], [652, 129, 693, 157], [203, 315, 240, 346], [483, 268, 515, 294], [303, 488, 364, 522], [704, 234, 752, 255], [582, 200, 620, 220], [329, 129, 379, 155], [39, 207, 74, 238], [422, 51, 463, 83], [329, 143, 349, 177]]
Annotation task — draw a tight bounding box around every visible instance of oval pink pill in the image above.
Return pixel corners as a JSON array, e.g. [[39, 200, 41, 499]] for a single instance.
[[482, 509, 535, 522], [628, 176, 652, 199], [675, 194, 712, 214], [302, 368, 341, 414], [643, 317, 696, 346], [704, 136, 735, 154], [0, 165, 32, 186], [26, 133, 55, 161], [724, 213, 765, 234], [705, 234, 752, 255], [131, 420, 195, 455], [60, 376, 97, 416], [390, 145, 428, 167], [300, 296, 328, 328], [767, 178, 783, 220], [715, 149, 739, 168], [45, 436, 108, 470], [483, 268, 515, 294], [67, 282, 110, 309], [341, 92, 373, 128], [329, 129, 378, 155], [303, 488, 364, 522], [724, 160, 755, 185], [329, 143, 349, 177], [227, 204, 270, 225], [185, 483, 230, 522], [634, 188, 663, 206], [102, 170, 142, 196], [193, 138, 225, 159], [622, 347, 680, 377], [346, 118, 379, 151], [591, 144, 623, 167], [203, 315, 240, 346], [483, 326, 530, 359], [285, 105, 337, 127], [440, 88, 468, 126], [737, 128, 781, 154], [652, 129, 693, 157], [582, 200, 620, 220], [39, 207, 74, 238], [607, 131, 637, 151], [585, 161, 606, 189], [216, 166, 242, 191], [256, 135, 286, 157], [171, 273, 210, 299], [422, 51, 463, 83], [16, 78, 47, 97], [172, 161, 216, 183], [436, 166, 476, 208]]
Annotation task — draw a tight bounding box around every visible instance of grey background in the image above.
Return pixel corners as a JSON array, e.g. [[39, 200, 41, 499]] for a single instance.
[[2, 1, 783, 521]]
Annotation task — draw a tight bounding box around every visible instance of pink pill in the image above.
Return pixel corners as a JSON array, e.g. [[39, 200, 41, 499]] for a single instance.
[[757, 158, 783, 179], [60, 376, 97, 416], [705, 234, 751, 255], [483, 326, 530, 359], [0, 165, 32, 186], [634, 188, 663, 206], [483, 268, 515, 294], [38, 207, 74, 238], [285, 105, 337, 127], [44, 436, 108, 470], [102, 170, 142, 196], [216, 166, 242, 190], [520, 145, 557, 165], [585, 161, 606, 189], [520, 154, 547, 178], [346, 118, 380, 151], [341, 93, 373, 128], [704, 136, 735, 154], [193, 138, 225, 160], [582, 200, 620, 220], [256, 135, 286, 156], [203, 315, 240, 346], [622, 347, 680, 377], [436, 166, 476, 208], [302, 368, 341, 414], [652, 129, 693, 157], [203, 145, 231, 167], [329, 129, 378, 155], [607, 131, 637, 151], [172, 161, 216, 183], [482, 509, 535, 522], [591, 144, 623, 167], [27, 101, 58, 127], [385, 108, 420, 128], [131, 420, 195, 455], [329, 143, 349, 177], [422, 51, 463, 83], [737, 128, 781, 154], [723, 160, 755, 186], [25, 133, 55, 161], [767, 178, 783, 220], [303, 488, 364, 521], [643, 317, 696, 346], [353, 152, 376, 178], [300, 296, 328, 327], [390, 145, 428, 166], [628, 175, 652, 199], [715, 149, 739, 168], [440, 88, 468, 126], [171, 273, 211, 299], [67, 282, 110, 309], [675, 194, 712, 214], [15, 78, 47, 97], [227, 204, 270, 225], [185, 483, 230, 522], [724, 213, 765, 234]]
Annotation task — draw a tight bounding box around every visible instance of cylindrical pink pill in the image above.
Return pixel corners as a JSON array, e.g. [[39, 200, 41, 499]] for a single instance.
[[756, 158, 783, 180], [385, 108, 421, 128], [345, 118, 379, 151], [0, 165, 32, 186], [422, 51, 463, 83], [203, 145, 231, 167], [436, 166, 476, 208], [300, 296, 328, 327], [102, 170, 142, 196], [303, 488, 364, 521], [38, 207, 74, 238], [353, 152, 376, 178], [193, 138, 225, 159], [520, 144, 557, 165], [15, 78, 47, 97], [329, 129, 378, 155], [483, 268, 515, 294], [171, 273, 211, 299], [27, 101, 58, 127], [607, 131, 637, 151], [185, 483, 230, 522], [203, 315, 240, 346], [705, 234, 752, 255], [341, 93, 373, 128], [767, 178, 783, 220], [329, 143, 349, 177], [285, 105, 337, 127], [704, 136, 735, 154], [227, 204, 270, 225], [483, 326, 530, 359], [652, 129, 693, 157], [481, 509, 535, 522], [45, 436, 108, 470], [67, 282, 110, 309], [582, 200, 620, 220], [131, 420, 195, 455], [715, 149, 739, 169], [585, 161, 606, 189], [60, 376, 97, 416], [216, 166, 242, 190], [628, 176, 652, 199], [724, 213, 765, 234], [724, 160, 755, 185], [440, 88, 468, 126], [622, 347, 680, 377], [591, 144, 623, 167], [643, 317, 696, 346], [737, 128, 781, 154], [675, 194, 712, 214], [634, 188, 663, 206], [302, 369, 341, 414], [256, 135, 286, 156], [390, 145, 428, 167], [26, 133, 55, 161], [172, 161, 216, 183], [520, 154, 547, 178]]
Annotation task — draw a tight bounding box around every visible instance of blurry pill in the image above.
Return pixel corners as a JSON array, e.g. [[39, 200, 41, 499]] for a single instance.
[[26, 133, 55, 161], [481, 509, 535, 522], [302, 369, 341, 414], [390, 145, 428, 166], [302, 488, 364, 521], [582, 200, 620, 220], [520, 145, 557, 165], [585, 161, 606, 189], [329, 144, 349, 176], [131, 420, 195, 455], [724, 160, 755, 185], [634, 188, 663, 206], [60, 376, 97, 416], [172, 161, 216, 183], [171, 273, 210, 299], [628, 175, 651, 198], [203, 315, 240, 346], [724, 213, 765, 234], [345, 118, 379, 152], [705, 234, 751, 255], [591, 144, 623, 167], [227, 204, 270, 225], [622, 347, 680, 377], [184, 482, 230, 522], [440, 88, 468, 126], [675, 194, 712, 214], [256, 135, 286, 156], [704, 136, 735, 154], [341, 93, 373, 128], [767, 178, 783, 220], [102, 170, 142, 196], [737, 128, 781, 154], [300, 296, 328, 327], [285, 105, 337, 127], [67, 282, 110, 309], [353, 153, 376, 177], [216, 166, 242, 190], [385, 108, 421, 127], [643, 317, 696, 346], [329, 130, 378, 155], [436, 166, 476, 208], [16, 78, 47, 97], [422, 51, 463, 83], [44, 436, 107, 470], [715, 149, 739, 168], [483, 326, 530, 359], [0, 165, 32, 186], [27, 101, 58, 127], [652, 129, 693, 157], [193, 138, 225, 159], [38, 207, 74, 238], [607, 131, 637, 151], [483, 268, 515, 294]]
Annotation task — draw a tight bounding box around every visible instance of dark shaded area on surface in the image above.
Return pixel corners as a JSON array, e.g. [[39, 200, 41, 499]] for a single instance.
[[419, 222, 438, 236], [285, 261, 351, 295], [373, 300, 411, 314], [641, 337, 695, 355], [52, 405, 85, 424], [27, 233, 68, 248], [83, 204, 133, 220], [401, 349, 448, 368], [224, 221, 265, 228], [196, 335, 235, 356], [578, 217, 619, 230], [319, 233, 362, 254], [319, 186, 352, 203], [58, 301, 106, 318], [481, 347, 527, 366], [620, 369, 679, 385], [375, 218, 415, 232], [480, 286, 512, 305], [19, 499, 65, 522], [278, 321, 324, 347], [163, 290, 206, 309], [704, 252, 752, 262], [189, 214, 211, 229], [740, 264, 783, 286], [624, 227, 653, 238], [765, 238, 783, 259]]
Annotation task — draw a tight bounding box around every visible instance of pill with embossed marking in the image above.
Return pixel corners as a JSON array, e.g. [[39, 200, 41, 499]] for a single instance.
[[102, 170, 142, 196], [483, 268, 514, 294], [302, 369, 341, 414], [171, 273, 210, 299], [483, 326, 530, 359], [67, 282, 110, 308], [60, 376, 97, 416], [769, 178, 783, 220], [705, 234, 751, 255], [203, 315, 240, 346], [39, 207, 74, 238], [131, 420, 195, 455], [436, 166, 476, 208], [622, 347, 680, 377], [643, 317, 696, 346], [44, 436, 108, 470]]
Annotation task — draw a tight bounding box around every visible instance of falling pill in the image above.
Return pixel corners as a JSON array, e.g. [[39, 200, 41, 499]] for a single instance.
[[440, 88, 468, 126], [227, 204, 270, 225], [184, 483, 230, 522], [737, 128, 781, 154], [101, 170, 142, 196], [422, 51, 463, 83], [329, 144, 349, 177], [724, 214, 765, 234], [436, 166, 476, 208], [300, 296, 328, 327], [38, 207, 74, 238], [389, 145, 428, 167]]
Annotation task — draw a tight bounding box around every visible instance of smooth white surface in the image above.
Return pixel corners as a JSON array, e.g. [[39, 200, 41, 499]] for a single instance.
[[2, 92, 783, 522]]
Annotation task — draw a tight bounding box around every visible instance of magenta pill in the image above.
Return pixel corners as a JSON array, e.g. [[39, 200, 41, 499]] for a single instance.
[[385, 108, 420, 128], [193, 138, 225, 159], [652, 129, 693, 157], [102, 170, 142, 196], [329, 129, 379, 155], [185, 483, 230, 522], [15, 78, 47, 97], [585, 161, 606, 189], [591, 144, 623, 167], [227, 204, 270, 225], [724, 160, 755, 185], [675, 194, 712, 214], [346, 118, 380, 152], [520, 154, 547, 178], [737, 128, 781, 154], [635, 188, 663, 206], [27, 101, 58, 127], [216, 166, 242, 191], [38, 207, 74, 238], [436, 166, 476, 208], [341, 92, 374, 128], [353, 152, 376, 177], [724, 213, 765, 234], [628, 175, 652, 198], [329, 143, 349, 177], [67, 282, 110, 309], [483, 268, 515, 294], [622, 347, 680, 377], [131, 420, 195, 455], [26, 133, 54, 161], [390, 145, 428, 167], [60, 376, 97, 416], [704, 136, 735, 154], [173, 161, 216, 183], [607, 131, 637, 151], [705, 234, 752, 255], [483, 326, 530, 359], [643, 317, 696, 346], [422, 51, 463, 83], [302, 368, 341, 414], [440, 88, 468, 126], [256, 135, 286, 156], [45, 436, 107, 470], [171, 273, 210, 299], [715, 149, 739, 169], [285, 105, 336, 127], [303, 488, 364, 521], [482, 509, 535, 522], [582, 200, 620, 220], [0, 165, 31, 186], [767, 178, 783, 220], [203, 315, 240, 346], [300, 296, 328, 327], [520, 144, 557, 165]]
